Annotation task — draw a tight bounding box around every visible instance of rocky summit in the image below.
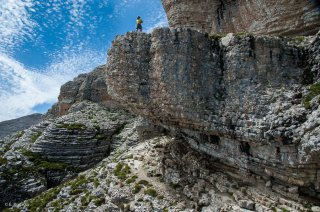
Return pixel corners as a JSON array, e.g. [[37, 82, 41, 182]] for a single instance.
[[1, 0, 320, 212]]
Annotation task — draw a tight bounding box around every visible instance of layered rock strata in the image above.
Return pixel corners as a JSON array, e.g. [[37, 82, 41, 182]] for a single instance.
[[106, 28, 320, 199], [12, 135, 318, 211], [0, 101, 135, 209], [162, 0, 320, 36]]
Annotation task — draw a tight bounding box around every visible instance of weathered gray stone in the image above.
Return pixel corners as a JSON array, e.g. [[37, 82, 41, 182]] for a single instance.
[[162, 0, 320, 36], [105, 28, 320, 199], [239, 200, 255, 210]]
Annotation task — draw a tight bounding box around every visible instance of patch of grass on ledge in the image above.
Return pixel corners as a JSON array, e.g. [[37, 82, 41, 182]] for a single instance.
[[31, 131, 42, 143], [0, 157, 7, 166], [144, 188, 158, 197], [15, 130, 25, 139], [209, 33, 227, 40], [56, 123, 86, 130], [26, 186, 61, 212], [303, 82, 320, 109], [113, 162, 131, 180], [21, 149, 69, 171]]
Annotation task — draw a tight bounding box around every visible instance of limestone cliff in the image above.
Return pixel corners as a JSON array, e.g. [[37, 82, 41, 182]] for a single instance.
[[162, 0, 320, 36], [106, 28, 320, 199], [48, 65, 115, 117], [0, 102, 135, 209]]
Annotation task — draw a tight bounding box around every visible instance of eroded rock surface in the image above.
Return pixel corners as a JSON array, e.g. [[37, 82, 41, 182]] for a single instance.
[[12, 135, 318, 211], [0, 101, 135, 209], [48, 65, 115, 117], [162, 0, 320, 36], [106, 28, 320, 199]]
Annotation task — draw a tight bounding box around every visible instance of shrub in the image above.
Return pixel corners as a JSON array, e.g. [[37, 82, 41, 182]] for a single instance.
[[209, 33, 227, 40], [15, 131, 25, 138], [113, 162, 131, 180], [0, 157, 7, 166], [144, 188, 158, 197], [132, 184, 142, 194], [31, 131, 42, 143], [126, 175, 138, 184], [303, 82, 320, 108], [27, 187, 60, 211], [21, 150, 69, 171], [56, 123, 86, 130], [94, 198, 105, 206], [70, 175, 87, 190], [137, 180, 149, 186]]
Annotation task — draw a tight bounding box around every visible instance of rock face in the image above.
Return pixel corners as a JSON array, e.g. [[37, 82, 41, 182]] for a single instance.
[[0, 101, 135, 209], [0, 113, 43, 138], [106, 28, 320, 199], [12, 136, 317, 212], [162, 0, 320, 36], [48, 65, 114, 117]]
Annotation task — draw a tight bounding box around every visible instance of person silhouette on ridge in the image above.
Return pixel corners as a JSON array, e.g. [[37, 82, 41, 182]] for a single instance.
[[136, 16, 143, 32]]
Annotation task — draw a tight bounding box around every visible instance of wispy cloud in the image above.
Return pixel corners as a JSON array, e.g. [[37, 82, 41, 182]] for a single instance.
[[0, 50, 105, 122], [0, 0, 167, 121], [0, 0, 36, 53]]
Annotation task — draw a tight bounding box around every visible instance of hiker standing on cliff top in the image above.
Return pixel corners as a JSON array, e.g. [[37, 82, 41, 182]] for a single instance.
[[136, 16, 143, 32]]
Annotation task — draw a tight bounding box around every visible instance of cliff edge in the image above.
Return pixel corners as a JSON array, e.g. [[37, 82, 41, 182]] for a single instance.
[[105, 28, 320, 199]]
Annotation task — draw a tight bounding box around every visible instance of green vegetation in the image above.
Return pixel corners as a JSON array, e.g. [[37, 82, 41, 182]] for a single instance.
[[281, 208, 289, 212], [56, 123, 86, 130], [125, 175, 138, 184], [304, 203, 312, 209], [170, 182, 181, 189], [94, 198, 105, 206], [70, 175, 87, 190], [137, 179, 149, 186], [81, 193, 97, 207], [144, 188, 157, 197], [21, 150, 69, 171], [0, 157, 7, 166], [31, 131, 42, 143], [15, 130, 25, 139], [209, 33, 227, 40], [288, 35, 305, 44], [132, 183, 142, 194], [113, 162, 131, 180], [163, 208, 169, 212], [26, 187, 61, 211], [93, 178, 100, 187], [234, 32, 252, 37], [70, 189, 83, 195], [125, 154, 133, 159], [157, 195, 164, 200], [95, 134, 108, 141], [303, 82, 320, 108], [50, 199, 62, 209]]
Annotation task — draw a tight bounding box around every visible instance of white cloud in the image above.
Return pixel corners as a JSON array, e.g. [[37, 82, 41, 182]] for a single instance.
[[0, 0, 168, 122], [145, 11, 168, 32], [0, 51, 105, 122], [0, 0, 36, 53]]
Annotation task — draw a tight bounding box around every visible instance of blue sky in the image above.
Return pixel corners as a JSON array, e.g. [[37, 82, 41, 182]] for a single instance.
[[0, 0, 168, 121]]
